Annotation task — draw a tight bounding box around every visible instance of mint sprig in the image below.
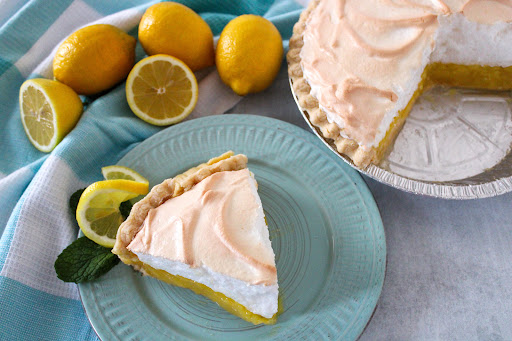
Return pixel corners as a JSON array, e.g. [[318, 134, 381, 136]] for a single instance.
[[119, 200, 133, 220], [55, 236, 119, 283], [69, 188, 85, 214]]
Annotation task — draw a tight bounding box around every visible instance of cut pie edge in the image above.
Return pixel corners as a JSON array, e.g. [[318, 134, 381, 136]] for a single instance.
[[288, 1, 512, 169]]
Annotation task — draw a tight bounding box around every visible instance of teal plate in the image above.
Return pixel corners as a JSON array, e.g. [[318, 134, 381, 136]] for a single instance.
[[78, 114, 386, 341]]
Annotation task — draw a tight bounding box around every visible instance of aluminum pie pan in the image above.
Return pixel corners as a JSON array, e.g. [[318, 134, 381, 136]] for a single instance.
[[289, 78, 512, 199]]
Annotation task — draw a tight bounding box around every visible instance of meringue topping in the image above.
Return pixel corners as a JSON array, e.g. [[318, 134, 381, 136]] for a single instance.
[[300, 0, 512, 148], [127, 169, 277, 286], [462, 0, 512, 24]]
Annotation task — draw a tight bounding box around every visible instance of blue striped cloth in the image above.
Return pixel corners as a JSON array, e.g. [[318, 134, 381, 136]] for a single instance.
[[0, 1, 302, 339]]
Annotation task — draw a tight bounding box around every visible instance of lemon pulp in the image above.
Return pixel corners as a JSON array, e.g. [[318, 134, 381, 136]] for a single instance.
[[126, 55, 198, 126], [19, 78, 83, 152], [84, 189, 134, 239], [22, 86, 54, 147], [132, 60, 193, 119]]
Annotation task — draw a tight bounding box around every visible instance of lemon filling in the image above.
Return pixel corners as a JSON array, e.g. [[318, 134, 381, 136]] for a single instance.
[[128, 259, 279, 325]]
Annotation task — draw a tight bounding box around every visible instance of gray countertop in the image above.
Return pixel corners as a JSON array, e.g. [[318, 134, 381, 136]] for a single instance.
[[230, 64, 512, 341]]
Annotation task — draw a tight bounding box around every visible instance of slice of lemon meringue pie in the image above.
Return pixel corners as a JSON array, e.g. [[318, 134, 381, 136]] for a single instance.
[[112, 152, 278, 324], [288, 0, 512, 168]]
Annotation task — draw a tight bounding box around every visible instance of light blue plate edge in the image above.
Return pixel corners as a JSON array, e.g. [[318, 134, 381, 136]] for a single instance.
[[78, 113, 387, 341]]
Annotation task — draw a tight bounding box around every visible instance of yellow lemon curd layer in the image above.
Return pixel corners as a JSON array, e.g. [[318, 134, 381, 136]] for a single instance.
[[375, 63, 512, 160], [125, 258, 278, 325]]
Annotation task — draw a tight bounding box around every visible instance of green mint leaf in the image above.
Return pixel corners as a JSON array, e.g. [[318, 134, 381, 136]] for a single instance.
[[55, 236, 119, 283], [119, 200, 133, 220], [69, 188, 86, 214]]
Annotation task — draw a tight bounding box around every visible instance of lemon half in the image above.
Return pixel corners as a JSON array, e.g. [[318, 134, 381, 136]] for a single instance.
[[126, 54, 198, 126], [19, 78, 83, 152]]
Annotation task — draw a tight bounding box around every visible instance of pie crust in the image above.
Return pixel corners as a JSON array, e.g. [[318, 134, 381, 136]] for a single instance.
[[287, 0, 377, 168]]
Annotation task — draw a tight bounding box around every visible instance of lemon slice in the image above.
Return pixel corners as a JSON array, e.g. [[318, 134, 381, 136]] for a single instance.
[[19, 78, 83, 152], [76, 179, 149, 247], [125, 54, 198, 126], [101, 165, 149, 185]]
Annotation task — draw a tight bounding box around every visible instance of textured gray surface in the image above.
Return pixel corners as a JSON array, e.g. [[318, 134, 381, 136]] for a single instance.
[[232, 64, 512, 340]]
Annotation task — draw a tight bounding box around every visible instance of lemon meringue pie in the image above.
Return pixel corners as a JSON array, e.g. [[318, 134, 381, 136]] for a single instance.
[[288, 0, 512, 167], [112, 152, 279, 324]]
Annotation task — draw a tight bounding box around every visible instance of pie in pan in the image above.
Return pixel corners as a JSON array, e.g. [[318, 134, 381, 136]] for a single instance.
[[288, 0, 512, 168], [112, 151, 279, 324]]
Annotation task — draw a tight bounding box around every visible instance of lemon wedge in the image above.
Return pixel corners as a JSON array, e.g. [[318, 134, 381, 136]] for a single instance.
[[19, 78, 83, 152], [76, 180, 149, 248], [101, 165, 149, 185], [125, 54, 198, 126]]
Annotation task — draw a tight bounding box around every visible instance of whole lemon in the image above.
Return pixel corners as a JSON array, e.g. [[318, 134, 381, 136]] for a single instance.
[[138, 2, 214, 71], [53, 24, 136, 96], [216, 15, 283, 96]]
